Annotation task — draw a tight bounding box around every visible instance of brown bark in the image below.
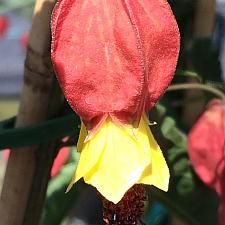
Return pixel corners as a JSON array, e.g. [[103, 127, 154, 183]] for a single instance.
[[182, 0, 216, 128], [194, 0, 216, 38], [0, 0, 63, 225]]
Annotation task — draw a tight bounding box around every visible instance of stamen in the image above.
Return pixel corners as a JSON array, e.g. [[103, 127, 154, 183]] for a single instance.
[[101, 185, 147, 225]]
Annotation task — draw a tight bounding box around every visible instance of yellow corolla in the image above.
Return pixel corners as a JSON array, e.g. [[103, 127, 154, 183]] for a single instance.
[[67, 116, 169, 204]]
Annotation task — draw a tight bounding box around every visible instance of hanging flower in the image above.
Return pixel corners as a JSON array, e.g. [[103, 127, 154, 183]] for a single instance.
[[188, 99, 225, 225], [51, 0, 179, 223]]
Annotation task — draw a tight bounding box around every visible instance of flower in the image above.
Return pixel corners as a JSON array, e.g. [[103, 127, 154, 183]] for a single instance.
[[51, 146, 70, 177], [20, 32, 29, 51], [188, 100, 225, 195], [51, 0, 180, 204], [188, 99, 225, 224], [0, 16, 8, 38]]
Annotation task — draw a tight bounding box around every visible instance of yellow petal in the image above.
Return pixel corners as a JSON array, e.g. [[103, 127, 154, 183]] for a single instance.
[[76, 121, 87, 152], [66, 121, 106, 192], [67, 116, 170, 203], [83, 117, 151, 203], [137, 124, 170, 192]]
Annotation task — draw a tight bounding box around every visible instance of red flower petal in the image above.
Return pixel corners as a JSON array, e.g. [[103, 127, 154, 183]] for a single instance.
[[20, 32, 29, 50], [0, 16, 9, 38], [51, 0, 179, 130], [3, 149, 10, 160], [51, 147, 70, 177], [188, 99, 225, 196]]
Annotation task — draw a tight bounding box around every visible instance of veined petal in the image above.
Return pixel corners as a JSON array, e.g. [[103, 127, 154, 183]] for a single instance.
[[83, 117, 150, 203], [137, 124, 170, 192], [66, 122, 106, 192], [67, 116, 169, 204], [51, 0, 180, 130]]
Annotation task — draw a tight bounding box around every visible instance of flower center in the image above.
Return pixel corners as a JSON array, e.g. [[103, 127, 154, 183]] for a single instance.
[[101, 184, 147, 225]]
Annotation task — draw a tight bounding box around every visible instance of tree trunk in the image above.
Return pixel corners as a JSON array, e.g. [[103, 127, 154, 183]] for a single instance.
[[182, 0, 216, 128], [194, 0, 216, 38], [0, 0, 63, 225]]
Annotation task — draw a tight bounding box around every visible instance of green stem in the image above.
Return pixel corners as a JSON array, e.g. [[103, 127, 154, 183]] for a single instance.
[[167, 83, 225, 102]]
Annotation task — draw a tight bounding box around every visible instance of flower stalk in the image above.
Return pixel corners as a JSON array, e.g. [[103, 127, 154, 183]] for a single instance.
[[167, 83, 225, 102]]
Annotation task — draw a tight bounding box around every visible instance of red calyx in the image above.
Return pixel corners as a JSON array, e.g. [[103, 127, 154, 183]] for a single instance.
[[51, 0, 180, 132]]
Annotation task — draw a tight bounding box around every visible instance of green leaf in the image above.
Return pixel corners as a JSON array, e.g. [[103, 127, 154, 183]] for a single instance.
[[176, 171, 195, 196], [161, 116, 187, 149], [167, 146, 187, 163], [42, 150, 84, 225]]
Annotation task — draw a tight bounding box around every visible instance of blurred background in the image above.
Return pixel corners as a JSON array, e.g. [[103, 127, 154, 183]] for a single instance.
[[0, 0, 225, 225]]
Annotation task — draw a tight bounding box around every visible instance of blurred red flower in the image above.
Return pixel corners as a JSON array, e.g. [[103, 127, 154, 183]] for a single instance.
[[20, 31, 29, 50], [0, 16, 9, 38], [50, 146, 70, 177], [188, 99, 225, 224]]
